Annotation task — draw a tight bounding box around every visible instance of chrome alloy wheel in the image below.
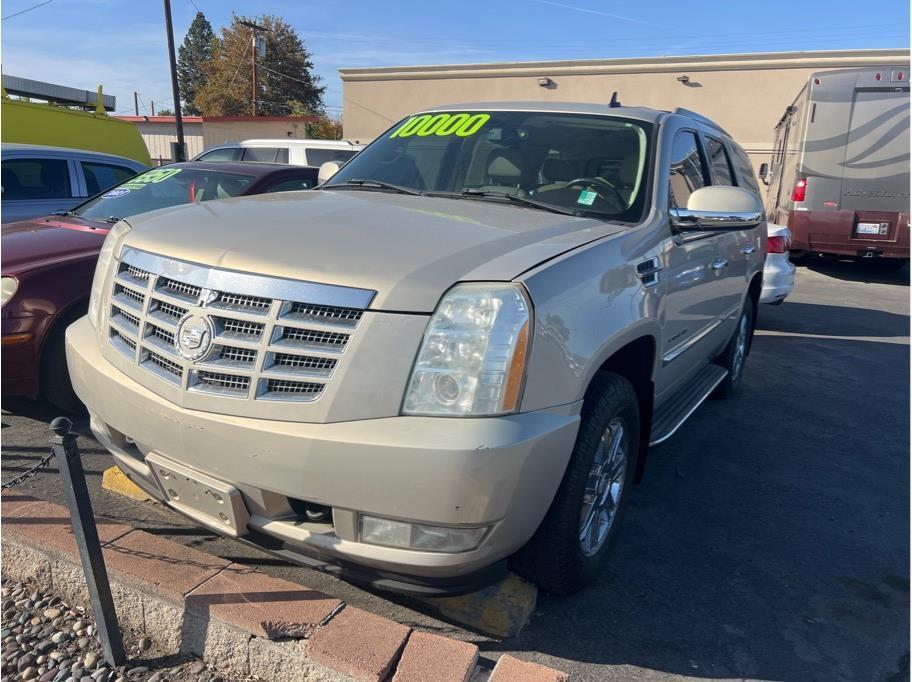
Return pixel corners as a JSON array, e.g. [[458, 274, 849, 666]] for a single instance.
[[731, 312, 750, 381], [579, 417, 627, 557]]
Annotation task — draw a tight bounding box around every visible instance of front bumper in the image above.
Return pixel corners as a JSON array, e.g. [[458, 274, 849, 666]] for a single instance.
[[66, 317, 581, 588], [2, 314, 51, 397]]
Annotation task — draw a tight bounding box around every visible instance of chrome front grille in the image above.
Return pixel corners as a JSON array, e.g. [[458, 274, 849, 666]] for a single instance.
[[105, 247, 375, 404]]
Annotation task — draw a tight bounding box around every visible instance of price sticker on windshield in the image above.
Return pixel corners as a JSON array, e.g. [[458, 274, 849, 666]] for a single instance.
[[390, 113, 491, 139], [577, 189, 598, 206], [121, 167, 183, 189]]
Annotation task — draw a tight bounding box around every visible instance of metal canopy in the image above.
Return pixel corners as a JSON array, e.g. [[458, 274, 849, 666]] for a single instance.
[[2, 74, 116, 111]]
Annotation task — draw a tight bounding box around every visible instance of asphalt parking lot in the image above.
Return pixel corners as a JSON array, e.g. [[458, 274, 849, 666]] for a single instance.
[[2, 259, 908, 682]]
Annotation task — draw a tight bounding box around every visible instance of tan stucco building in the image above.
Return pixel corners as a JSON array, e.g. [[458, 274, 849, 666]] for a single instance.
[[340, 48, 910, 173], [116, 115, 317, 165]]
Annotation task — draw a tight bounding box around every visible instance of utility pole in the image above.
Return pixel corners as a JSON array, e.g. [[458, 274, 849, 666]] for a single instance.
[[134, 92, 139, 116], [151, 100, 155, 116], [240, 19, 268, 117], [163, 0, 186, 161]]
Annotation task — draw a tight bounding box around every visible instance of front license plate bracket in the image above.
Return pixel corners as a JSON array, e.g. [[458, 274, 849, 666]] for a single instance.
[[146, 453, 250, 537]]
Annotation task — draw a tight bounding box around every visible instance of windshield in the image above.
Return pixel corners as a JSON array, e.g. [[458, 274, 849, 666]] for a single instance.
[[325, 111, 652, 221], [74, 166, 255, 221]]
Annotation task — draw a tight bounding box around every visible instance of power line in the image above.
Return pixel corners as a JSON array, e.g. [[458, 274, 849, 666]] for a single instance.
[[256, 63, 314, 86], [188, 0, 201, 12], [2, 0, 53, 21], [226, 41, 251, 93]]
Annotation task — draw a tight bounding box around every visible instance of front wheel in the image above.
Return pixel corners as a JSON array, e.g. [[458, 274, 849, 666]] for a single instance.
[[512, 372, 639, 594], [713, 298, 754, 399]]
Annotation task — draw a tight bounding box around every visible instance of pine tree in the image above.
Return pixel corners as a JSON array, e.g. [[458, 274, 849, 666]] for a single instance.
[[177, 11, 216, 116], [195, 14, 325, 117]]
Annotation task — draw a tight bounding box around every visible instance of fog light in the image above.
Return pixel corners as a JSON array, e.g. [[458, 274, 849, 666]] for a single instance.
[[359, 515, 490, 553]]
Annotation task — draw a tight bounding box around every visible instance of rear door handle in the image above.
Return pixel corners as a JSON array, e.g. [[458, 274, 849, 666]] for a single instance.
[[711, 258, 729, 270], [741, 245, 756, 255]]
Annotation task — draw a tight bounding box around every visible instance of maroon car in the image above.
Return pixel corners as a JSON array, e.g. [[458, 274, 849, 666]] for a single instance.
[[1, 161, 318, 411]]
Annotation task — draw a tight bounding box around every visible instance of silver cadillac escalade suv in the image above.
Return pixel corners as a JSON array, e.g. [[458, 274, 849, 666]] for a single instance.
[[66, 102, 765, 595]]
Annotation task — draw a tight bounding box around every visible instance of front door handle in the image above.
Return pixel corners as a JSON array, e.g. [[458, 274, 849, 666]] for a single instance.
[[711, 258, 729, 270], [741, 244, 756, 255]]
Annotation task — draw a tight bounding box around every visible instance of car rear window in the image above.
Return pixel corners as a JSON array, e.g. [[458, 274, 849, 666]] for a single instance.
[[2, 158, 71, 200], [241, 147, 285, 163], [81, 161, 137, 196], [306, 148, 357, 167]]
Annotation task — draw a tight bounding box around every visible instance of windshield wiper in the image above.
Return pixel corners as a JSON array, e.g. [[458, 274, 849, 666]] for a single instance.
[[456, 189, 584, 217], [320, 179, 423, 196], [103, 216, 122, 223], [51, 210, 78, 218]]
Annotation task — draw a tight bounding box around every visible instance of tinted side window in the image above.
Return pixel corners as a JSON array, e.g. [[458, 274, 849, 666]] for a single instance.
[[198, 147, 240, 161], [1, 159, 71, 200], [241, 147, 281, 163], [668, 131, 708, 208], [81, 162, 136, 195], [705, 137, 736, 186], [306, 149, 356, 167], [275, 148, 289, 164], [728, 144, 761, 194]]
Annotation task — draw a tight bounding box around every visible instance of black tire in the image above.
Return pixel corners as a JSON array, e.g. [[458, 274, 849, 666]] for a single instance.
[[40, 308, 87, 415], [512, 372, 639, 594], [713, 297, 755, 399]]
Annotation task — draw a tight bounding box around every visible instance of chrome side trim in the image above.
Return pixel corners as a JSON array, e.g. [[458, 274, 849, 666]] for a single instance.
[[663, 303, 741, 364], [120, 246, 377, 310]]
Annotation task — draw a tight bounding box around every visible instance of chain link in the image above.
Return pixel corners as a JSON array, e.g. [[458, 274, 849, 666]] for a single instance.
[[1, 450, 56, 490]]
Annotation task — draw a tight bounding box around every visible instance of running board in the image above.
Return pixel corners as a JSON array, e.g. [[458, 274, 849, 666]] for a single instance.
[[649, 364, 728, 445]]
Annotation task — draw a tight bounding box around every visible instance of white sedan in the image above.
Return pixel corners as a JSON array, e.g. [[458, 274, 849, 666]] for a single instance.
[[761, 223, 796, 305]]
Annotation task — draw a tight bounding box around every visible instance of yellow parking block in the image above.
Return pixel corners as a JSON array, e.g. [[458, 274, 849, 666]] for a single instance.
[[424, 572, 538, 638], [101, 465, 152, 502]]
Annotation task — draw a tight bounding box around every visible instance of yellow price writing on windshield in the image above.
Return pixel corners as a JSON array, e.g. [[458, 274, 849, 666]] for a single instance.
[[390, 113, 491, 139], [122, 167, 182, 189]]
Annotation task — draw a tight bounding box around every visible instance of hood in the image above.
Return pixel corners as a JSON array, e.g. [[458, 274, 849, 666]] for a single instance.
[[1, 216, 109, 276], [123, 190, 627, 311]]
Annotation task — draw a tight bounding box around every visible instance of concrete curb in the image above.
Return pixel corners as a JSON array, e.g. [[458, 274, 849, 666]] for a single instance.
[[1, 493, 569, 681]]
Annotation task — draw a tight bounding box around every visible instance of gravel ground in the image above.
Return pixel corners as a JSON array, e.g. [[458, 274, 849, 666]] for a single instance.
[[0, 579, 244, 682]]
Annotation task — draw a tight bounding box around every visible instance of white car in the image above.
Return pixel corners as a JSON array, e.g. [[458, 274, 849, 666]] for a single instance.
[[761, 222, 796, 305], [193, 139, 363, 168]]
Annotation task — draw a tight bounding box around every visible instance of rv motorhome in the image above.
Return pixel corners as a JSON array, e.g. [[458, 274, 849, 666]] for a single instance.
[[761, 67, 910, 263]]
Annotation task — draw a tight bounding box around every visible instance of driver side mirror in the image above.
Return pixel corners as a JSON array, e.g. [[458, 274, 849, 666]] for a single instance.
[[318, 161, 341, 184], [758, 162, 769, 185], [670, 186, 763, 231]]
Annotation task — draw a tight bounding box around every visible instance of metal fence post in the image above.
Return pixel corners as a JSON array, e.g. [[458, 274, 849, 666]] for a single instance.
[[50, 417, 127, 667]]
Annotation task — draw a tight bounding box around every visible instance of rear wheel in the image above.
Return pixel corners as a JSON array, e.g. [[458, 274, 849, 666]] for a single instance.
[[713, 298, 754, 399], [512, 372, 639, 594]]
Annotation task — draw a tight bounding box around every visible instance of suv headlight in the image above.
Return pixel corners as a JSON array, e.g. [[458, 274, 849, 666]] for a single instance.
[[1, 277, 19, 308], [402, 282, 532, 416], [88, 220, 132, 329]]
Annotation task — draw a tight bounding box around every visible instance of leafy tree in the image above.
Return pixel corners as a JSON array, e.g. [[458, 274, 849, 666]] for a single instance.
[[156, 108, 174, 116], [307, 117, 343, 140], [177, 12, 216, 116], [195, 14, 324, 117]]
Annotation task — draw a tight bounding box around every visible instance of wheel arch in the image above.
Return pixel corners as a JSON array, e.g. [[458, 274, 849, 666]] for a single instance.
[[592, 333, 657, 483]]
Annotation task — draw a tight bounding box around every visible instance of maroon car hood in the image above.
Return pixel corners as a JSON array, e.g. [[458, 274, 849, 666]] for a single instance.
[[1, 216, 110, 277]]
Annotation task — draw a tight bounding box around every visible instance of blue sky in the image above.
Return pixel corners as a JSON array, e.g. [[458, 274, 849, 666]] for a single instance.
[[1, 0, 908, 116]]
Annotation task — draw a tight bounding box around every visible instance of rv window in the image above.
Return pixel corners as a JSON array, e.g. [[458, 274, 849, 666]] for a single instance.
[[705, 137, 736, 186], [668, 131, 708, 208]]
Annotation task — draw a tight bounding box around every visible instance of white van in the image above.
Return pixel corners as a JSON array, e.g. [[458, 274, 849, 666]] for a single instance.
[[193, 139, 363, 168]]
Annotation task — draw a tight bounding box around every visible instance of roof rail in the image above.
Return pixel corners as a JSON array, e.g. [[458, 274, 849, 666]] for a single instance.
[[670, 107, 730, 136]]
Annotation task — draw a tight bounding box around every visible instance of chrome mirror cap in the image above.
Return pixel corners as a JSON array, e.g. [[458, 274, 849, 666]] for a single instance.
[[671, 185, 763, 231]]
